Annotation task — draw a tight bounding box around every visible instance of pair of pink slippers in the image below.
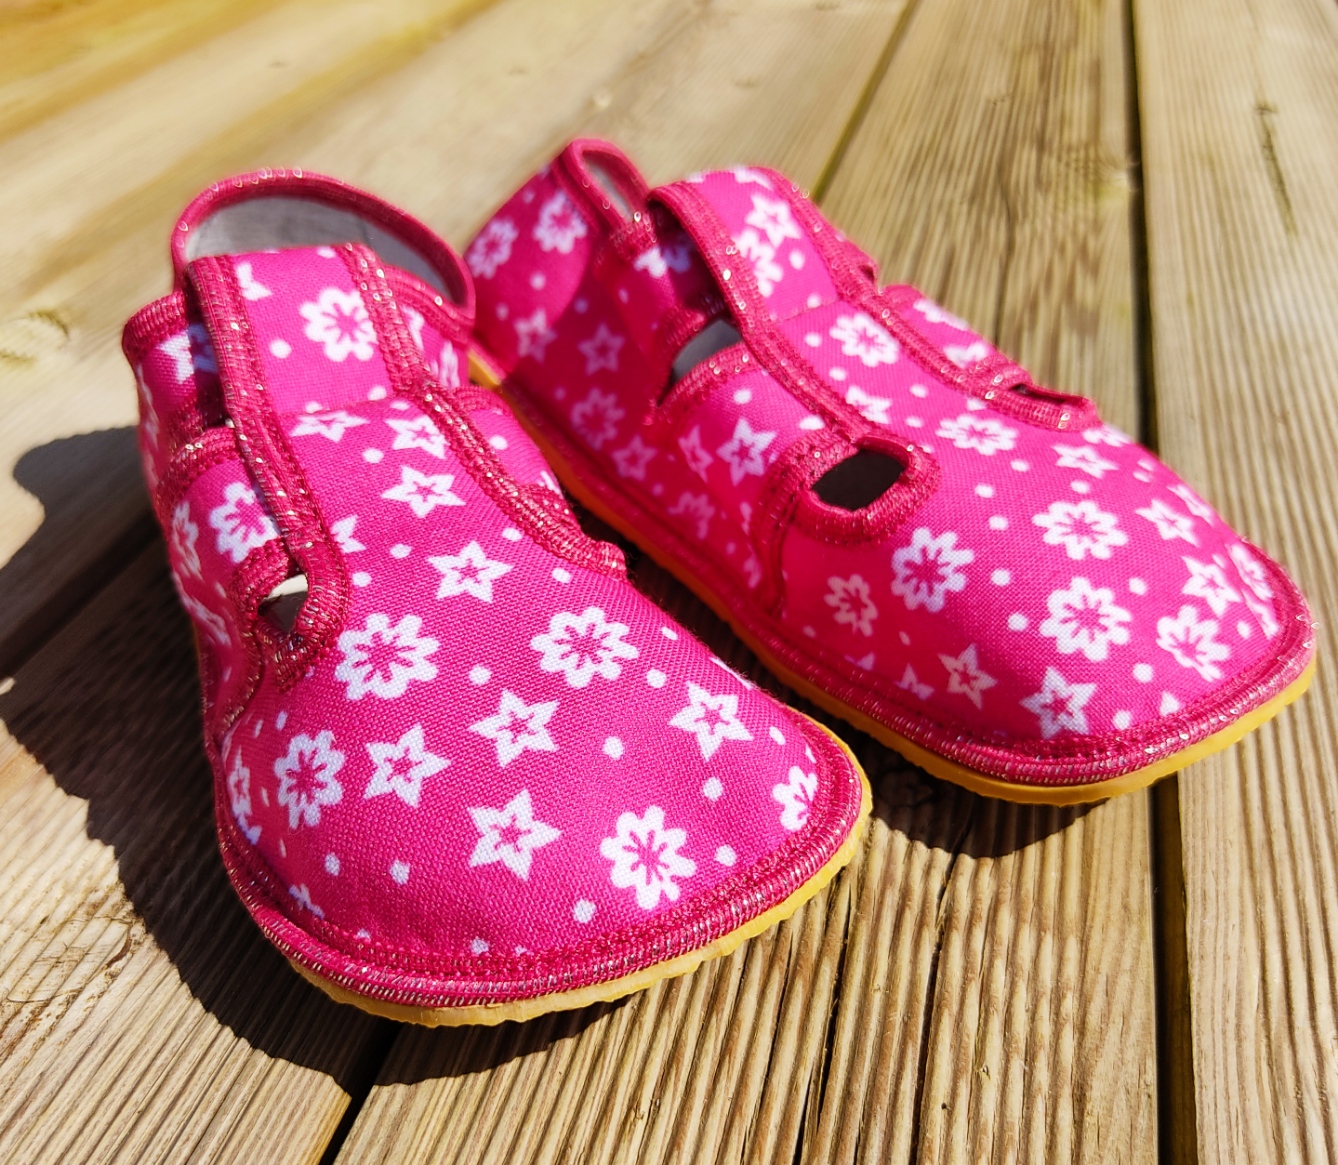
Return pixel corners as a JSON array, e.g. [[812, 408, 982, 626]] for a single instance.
[[124, 140, 1314, 1024]]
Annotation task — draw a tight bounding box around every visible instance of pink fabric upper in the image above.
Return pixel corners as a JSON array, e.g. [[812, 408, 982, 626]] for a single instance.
[[122, 171, 866, 1010], [468, 140, 1315, 787]]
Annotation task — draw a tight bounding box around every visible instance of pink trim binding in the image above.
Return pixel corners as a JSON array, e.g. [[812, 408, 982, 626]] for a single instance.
[[184, 255, 351, 692]]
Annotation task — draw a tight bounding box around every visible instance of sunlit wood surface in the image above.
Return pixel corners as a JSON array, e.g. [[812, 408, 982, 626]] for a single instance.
[[1, 1, 1335, 1161]]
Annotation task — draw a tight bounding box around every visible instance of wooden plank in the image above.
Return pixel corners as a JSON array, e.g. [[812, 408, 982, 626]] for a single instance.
[[1133, 0, 1338, 1159], [0, 0, 684, 672], [812, 0, 1159, 1160], [339, 1, 1156, 1162], [0, 547, 391, 1164]]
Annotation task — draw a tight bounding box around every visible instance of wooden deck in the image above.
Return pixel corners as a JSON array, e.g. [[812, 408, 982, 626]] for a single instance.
[[1, 1, 1335, 1160]]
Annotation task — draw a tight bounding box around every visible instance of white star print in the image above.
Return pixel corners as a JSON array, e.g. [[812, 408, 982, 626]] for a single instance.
[[290, 409, 369, 442], [385, 414, 446, 459], [330, 515, 365, 554], [716, 416, 777, 485], [469, 690, 559, 767], [381, 466, 465, 517], [611, 435, 657, 480], [428, 540, 513, 602], [669, 682, 753, 760], [1021, 667, 1097, 738], [897, 665, 934, 700], [577, 323, 625, 374], [938, 644, 998, 709], [514, 308, 557, 362], [468, 789, 561, 879], [364, 724, 449, 808]]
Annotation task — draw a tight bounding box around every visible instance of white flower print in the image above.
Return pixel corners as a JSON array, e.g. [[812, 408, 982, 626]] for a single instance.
[[825, 574, 878, 636], [1032, 500, 1128, 560], [170, 501, 201, 579], [1182, 555, 1242, 617], [469, 789, 561, 879], [381, 465, 465, 517], [300, 287, 376, 362], [514, 308, 557, 362], [945, 341, 991, 367], [633, 236, 695, 278], [435, 340, 461, 391], [467, 217, 518, 278], [1157, 605, 1231, 681], [209, 481, 278, 563], [180, 590, 230, 647], [742, 553, 762, 589], [1040, 577, 1133, 662], [274, 730, 345, 829], [938, 644, 998, 709], [1137, 498, 1199, 546], [290, 409, 369, 442], [890, 527, 974, 613], [402, 307, 462, 389], [1243, 591, 1281, 639], [571, 387, 625, 449], [159, 324, 217, 382], [135, 364, 160, 452], [845, 385, 892, 425], [670, 682, 753, 760], [734, 228, 784, 296], [1054, 444, 1118, 479], [913, 298, 969, 330], [716, 416, 777, 485], [669, 491, 715, 540], [227, 751, 261, 843], [677, 425, 714, 479], [745, 192, 802, 248], [1228, 543, 1273, 602], [731, 166, 774, 189], [1021, 667, 1097, 738], [612, 435, 657, 480], [830, 312, 899, 367], [386, 414, 447, 459], [533, 190, 588, 253], [1083, 424, 1134, 448], [334, 613, 439, 700], [577, 323, 625, 375], [289, 884, 324, 918], [897, 665, 934, 700], [531, 607, 639, 688], [1169, 482, 1216, 524], [600, 805, 697, 910], [235, 261, 272, 301], [773, 766, 817, 832], [936, 413, 1018, 456], [469, 690, 559, 766], [428, 540, 513, 602], [365, 724, 449, 809], [330, 515, 365, 554]]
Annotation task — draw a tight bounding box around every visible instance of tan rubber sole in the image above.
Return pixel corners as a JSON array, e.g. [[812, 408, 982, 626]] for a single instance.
[[292, 719, 871, 1026], [478, 365, 1316, 806]]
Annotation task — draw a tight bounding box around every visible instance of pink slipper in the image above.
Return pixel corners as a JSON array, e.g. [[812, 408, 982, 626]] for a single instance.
[[122, 170, 869, 1024], [466, 139, 1315, 804]]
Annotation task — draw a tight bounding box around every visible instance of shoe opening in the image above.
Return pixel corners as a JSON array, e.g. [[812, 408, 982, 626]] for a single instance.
[[185, 197, 451, 295], [261, 574, 308, 634], [668, 318, 743, 386], [812, 450, 904, 511]]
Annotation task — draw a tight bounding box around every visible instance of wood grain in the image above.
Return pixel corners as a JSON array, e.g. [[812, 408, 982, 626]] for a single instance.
[[338, 2, 1156, 1161], [817, 0, 1159, 1159], [1134, 0, 1338, 1159], [0, 548, 390, 1164]]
